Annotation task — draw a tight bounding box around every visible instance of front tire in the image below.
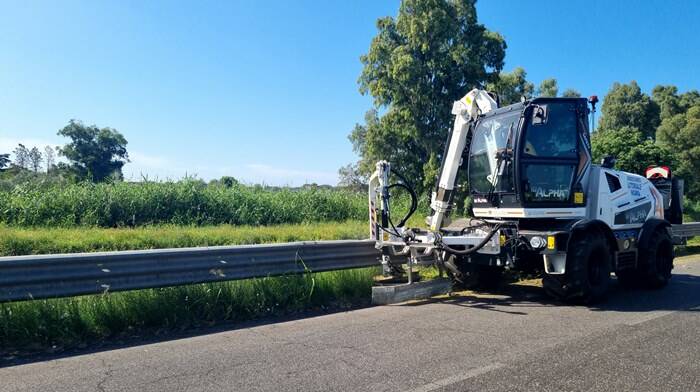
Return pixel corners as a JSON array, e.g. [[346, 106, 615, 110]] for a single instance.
[[543, 230, 612, 304]]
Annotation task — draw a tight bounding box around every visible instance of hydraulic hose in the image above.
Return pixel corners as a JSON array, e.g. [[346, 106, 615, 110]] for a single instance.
[[388, 168, 418, 228], [439, 224, 502, 255]]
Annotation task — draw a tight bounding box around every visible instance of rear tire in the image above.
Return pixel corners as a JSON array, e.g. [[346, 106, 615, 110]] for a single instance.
[[542, 229, 612, 304], [639, 228, 674, 289], [616, 228, 674, 289]]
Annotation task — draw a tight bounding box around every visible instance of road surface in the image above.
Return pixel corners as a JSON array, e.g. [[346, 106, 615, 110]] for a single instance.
[[2, 255, 700, 392]]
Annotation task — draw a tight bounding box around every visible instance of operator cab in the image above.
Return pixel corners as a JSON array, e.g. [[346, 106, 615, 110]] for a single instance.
[[469, 98, 592, 217]]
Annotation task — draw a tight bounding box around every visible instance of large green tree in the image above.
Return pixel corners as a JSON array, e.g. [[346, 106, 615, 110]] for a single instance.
[[652, 85, 700, 122], [657, 104, 700, 199], [57, 120, 129, 182], [537, 78, 558, 98], [561, 88, 581, 98], [592, 81, 668, 174], [597, 81, 660, 139], [350, 0, 506, 193], [486, 67, 533, 105], [591, 126, 675, 174]]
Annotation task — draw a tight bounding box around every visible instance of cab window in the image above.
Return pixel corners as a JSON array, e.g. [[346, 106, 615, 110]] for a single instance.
[[522, 103, 578, 159]]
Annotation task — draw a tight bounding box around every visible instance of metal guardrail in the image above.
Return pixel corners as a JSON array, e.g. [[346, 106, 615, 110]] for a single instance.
[[0, 240, 379, 302], [1, 223, 698, 303], [672, 223, 700, 239]]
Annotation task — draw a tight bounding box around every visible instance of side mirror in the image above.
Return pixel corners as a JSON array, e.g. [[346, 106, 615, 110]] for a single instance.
[[531, 105, 548, 125], [601, 156, 617, 169]]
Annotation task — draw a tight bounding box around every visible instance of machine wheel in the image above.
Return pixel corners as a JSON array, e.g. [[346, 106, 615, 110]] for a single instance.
[[453, 261, 503, 290], [639, 228, 674, 289], [542, 230, 612, 304]]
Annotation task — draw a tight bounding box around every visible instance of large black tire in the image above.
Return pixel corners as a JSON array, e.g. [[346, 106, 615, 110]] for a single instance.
[[542, 230, 612, 304], [453, 261, 503, 290], [616, 228, 674, 289], [639, 228, 674, 289]]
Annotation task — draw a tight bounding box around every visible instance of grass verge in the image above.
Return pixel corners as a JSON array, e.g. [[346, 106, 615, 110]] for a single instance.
[[0, 267, 379, 357], [0, 221, 367, 256], [0, 221, 373, 357]]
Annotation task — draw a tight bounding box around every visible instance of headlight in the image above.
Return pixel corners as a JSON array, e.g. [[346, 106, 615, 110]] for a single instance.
[[529, 236, 546, 249]]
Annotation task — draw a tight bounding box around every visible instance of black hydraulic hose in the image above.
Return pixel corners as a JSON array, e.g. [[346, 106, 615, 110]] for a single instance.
[[389, 168, 418, 227], [440, 224, 502, 255], [387, 183, 416, 227]]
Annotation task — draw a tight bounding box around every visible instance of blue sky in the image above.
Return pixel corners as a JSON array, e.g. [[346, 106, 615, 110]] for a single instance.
[[1, 0, 698, 185]]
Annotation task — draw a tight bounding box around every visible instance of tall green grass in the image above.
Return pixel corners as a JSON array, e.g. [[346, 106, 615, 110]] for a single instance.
[[0, 181, 380, 227], [0, 222, 378, 355], [0, 221, 368, 256], [0, 267, 378, 354]]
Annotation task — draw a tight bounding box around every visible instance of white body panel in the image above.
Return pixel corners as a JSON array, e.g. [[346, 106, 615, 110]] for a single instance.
[[472, 164, 662, 230], [589, 166, 663, 230]]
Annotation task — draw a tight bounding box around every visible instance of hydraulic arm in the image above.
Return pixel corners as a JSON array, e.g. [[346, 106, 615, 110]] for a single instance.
[[427, 89, 498, 231]]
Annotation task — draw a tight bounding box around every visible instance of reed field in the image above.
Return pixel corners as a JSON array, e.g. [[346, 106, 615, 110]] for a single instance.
[[0, 180, 387, 227], [0, 221, 368, 256]]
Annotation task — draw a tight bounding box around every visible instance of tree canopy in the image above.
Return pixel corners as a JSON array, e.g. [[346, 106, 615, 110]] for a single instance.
[[57, 120, 129, 182], [597, 81, 660, 139], [486, 67, 534, 105], [537, 78, 558, 98], [350, 0, 506, 193], [652, 85, 700, 122], [561, 88, 581, 98], [592, 81, 700, 201], [591, 126, 675, 174], [657, 104, 700, 199]]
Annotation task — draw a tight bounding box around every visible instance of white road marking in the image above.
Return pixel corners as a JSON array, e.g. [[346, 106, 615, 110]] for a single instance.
[[407, 362, 504, 392], [625, 311, 675, 326]]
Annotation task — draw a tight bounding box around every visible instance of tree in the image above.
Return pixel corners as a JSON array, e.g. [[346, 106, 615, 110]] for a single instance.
[[28, 146, 43, 172], [597, 81, 660, 139], [656, 104, 700, 200], [12, 144, 29, 169], [652, 85, 700, 122], [537, 78, 558, 97], [337, 163, 368, 191], [591, 126, 675, 174], [561, 88, 581, 98], [350, 0, 506, 193], [57, 120, 129, 182], [0, 153, 9, 171], [486, 67, 534, 105], [44, 146, 56, 173]]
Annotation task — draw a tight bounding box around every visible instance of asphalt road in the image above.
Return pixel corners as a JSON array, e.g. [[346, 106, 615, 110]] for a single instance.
[[3, 255, 700, 392]]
